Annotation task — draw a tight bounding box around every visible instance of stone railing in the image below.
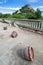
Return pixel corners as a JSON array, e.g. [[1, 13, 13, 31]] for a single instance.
[[0, 18, 43, 31], [15, 19, 43, 31]]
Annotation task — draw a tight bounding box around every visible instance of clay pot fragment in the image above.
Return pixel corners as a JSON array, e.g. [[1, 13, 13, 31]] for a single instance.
[[11, 31, 18, 38], [3, 26, 7, 30], [19, 46, 34, 61]]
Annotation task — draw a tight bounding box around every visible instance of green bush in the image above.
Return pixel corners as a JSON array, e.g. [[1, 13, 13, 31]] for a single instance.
[[25, 12, 36, 19], [35, 8, 42, 19], [3, 14, 11, 18]]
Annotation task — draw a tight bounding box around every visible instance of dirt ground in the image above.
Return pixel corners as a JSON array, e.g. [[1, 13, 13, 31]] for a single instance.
[[0, 22, 43, 65]]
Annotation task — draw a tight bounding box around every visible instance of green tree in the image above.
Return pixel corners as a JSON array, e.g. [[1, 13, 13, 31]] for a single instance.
[[3, 14, 11, 18], [12, 13, 25, 19], [26, 12, 36, 19], [35, 8, 42, 19], [0, 13, 3, 18]]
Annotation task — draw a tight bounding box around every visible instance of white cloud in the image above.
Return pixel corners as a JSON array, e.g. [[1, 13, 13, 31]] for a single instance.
[[0, 6, 20, 14], [0, 6, 20, 10], [34, 5, 43, 11], [38, 6, 43, 11], [0, 10, 14, 14], [38, 6, 43, 9]]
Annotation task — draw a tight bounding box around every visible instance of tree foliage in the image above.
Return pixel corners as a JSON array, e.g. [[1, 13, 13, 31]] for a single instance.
[[35, 8, 42, 19], [3, 14, 11, 18], [0, 13, 3, 18], [0, 5, 42, 19]]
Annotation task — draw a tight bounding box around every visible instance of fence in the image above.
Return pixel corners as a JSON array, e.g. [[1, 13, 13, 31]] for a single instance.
[[15, 19, 43, 31], [0, 18, 43, 31]]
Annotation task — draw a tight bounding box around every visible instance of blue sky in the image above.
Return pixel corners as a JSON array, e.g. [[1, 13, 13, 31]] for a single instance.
[[0, 0, 43, 14]]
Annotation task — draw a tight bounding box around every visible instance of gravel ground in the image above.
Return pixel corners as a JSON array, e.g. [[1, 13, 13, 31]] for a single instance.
[[0, 22, 43, 65]]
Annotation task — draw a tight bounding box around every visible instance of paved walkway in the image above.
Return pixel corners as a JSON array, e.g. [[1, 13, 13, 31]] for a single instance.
[[0, 22, 43, 65]]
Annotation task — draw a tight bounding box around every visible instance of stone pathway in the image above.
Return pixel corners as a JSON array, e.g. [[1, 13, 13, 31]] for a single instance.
[[0, 22, 43, 65]]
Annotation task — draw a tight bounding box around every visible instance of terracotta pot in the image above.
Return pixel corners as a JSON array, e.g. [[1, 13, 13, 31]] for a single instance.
[[20, 46, 34, 61], [3, 27, 7, 30], [11, 31, 18, 38]]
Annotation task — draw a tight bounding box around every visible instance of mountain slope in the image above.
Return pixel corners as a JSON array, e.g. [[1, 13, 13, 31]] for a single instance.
[[15, 4, 35, 14]]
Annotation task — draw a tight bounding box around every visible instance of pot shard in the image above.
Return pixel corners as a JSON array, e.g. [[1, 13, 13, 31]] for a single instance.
[[11, 31, 18, 38], [20, 46, 34, 61], [3, 26, 7, 30]]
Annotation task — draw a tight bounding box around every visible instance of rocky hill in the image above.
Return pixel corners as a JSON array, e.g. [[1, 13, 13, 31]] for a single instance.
[[15, 4, 35, 14]]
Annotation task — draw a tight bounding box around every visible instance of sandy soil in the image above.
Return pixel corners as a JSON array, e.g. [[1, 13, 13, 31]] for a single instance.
[[0, 22, 43, 65]]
